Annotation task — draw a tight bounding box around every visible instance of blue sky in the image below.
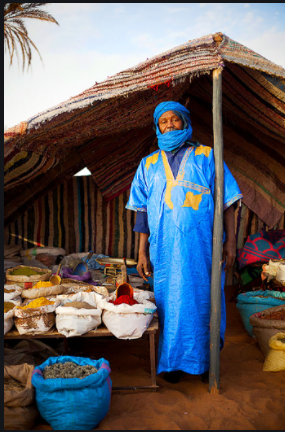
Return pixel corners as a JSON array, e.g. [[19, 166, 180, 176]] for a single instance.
[[4, 3, 285, 130]]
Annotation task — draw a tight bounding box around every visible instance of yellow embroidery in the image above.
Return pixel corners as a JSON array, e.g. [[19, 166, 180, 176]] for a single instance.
[[145, 152, 159, 170], [161, 148, 206, 211], [176, 147, 194, 181], [195, 146, 211, 157], [165, 180, 178, 210], [161, 151, 176, 209], [182, 192, 203, 210]]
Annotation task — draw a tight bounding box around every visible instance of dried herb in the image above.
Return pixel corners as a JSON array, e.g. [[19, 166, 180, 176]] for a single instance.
[[10, 267, 45, 276], [62, 301, 95, 309], [43, 362, 97, 379], [4, 377, 25, 391]]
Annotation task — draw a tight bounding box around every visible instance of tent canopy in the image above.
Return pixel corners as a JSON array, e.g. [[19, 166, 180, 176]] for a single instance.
[[4, 32, 285, 227]]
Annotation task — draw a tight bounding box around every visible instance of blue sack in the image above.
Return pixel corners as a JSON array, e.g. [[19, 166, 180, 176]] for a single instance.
[[32, 356, 112, 430], [236, 290, 285, 337]]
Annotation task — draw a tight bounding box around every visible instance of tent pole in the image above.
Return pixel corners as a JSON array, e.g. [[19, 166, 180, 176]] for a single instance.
[[209, 68, 224, 395]]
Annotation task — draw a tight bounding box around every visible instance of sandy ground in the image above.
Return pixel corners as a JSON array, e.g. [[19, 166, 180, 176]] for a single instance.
[[33, 286, 285, 430]]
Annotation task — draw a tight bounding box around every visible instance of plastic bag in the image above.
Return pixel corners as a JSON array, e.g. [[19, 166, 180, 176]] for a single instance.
[[98, 290, 157, 339], [4, 339, 59, 367], [56, 309, 101, 337], [14, 300, 60, 319], [4, 363, 38, 430], [20, 247, 66, 260], [4, 284, 23, 301], [21, 257, 49, 269], [35, 253, 56, 268], [32, 356, 112, 430], [263, 332, 285, 372], [21, 284, 63, 299], [236, 290, 285, 337], [13, 299, 60, 336], [56, 291, 99, 306], [61, 267, 99, 286], [4, 313, 14, 335], [14, 313, 55, 336], [62, 283, 109, 297], [4, 299, 21, 335], [55, 292, 102, 337]]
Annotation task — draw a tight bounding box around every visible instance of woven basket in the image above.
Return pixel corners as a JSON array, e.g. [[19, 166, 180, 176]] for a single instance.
[[6, 266, 51, 284]]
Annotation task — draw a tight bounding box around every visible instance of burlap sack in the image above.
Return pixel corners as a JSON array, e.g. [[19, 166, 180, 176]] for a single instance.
[[4, 363, 38, 430], [4, 364, 34, 407], [249, 305, 285, 356], [4, 405, 39, 430]]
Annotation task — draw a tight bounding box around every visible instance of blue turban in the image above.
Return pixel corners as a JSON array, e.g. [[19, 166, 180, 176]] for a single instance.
[[153, 101, 194, 151]]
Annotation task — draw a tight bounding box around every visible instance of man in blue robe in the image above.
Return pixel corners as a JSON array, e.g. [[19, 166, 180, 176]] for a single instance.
[[126, 101, 243, 383]]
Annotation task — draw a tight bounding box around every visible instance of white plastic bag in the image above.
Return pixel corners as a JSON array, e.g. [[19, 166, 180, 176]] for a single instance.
[[21, 284, 63, 299], [4, 308, 15, 335], [20, 247, 66, 260], [133, 288, 155, 302], [99, 290, 157, 340], [14, 313, 55, 335], [13, 299, 60, 336], [4, 299, 20, 335], [55, 291, 102, 337], [56, 291, 99, 307], [4, 284, 23, 302], [4, 317, 14, 335], [56, 307, 102, 337], [14, 300, 60, 319]]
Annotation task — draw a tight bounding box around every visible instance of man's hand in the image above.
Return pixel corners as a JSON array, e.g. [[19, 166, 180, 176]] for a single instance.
[[137, 252, 151, 281], [137, 232, 151, 281], [222, 240, 236, 271]]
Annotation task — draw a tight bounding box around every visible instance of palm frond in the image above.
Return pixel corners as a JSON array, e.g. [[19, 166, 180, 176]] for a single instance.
[[4, 2, 58, 70]]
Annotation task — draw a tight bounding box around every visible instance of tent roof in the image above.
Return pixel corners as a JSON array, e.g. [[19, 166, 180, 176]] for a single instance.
[[4, 33, 285, 228]]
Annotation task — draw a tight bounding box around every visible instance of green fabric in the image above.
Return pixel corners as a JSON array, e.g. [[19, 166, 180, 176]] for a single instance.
[[240, 266, 263, 286]]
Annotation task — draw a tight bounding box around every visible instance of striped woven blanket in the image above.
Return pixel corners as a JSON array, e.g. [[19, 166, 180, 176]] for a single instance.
[[237, 229, 285, 269]]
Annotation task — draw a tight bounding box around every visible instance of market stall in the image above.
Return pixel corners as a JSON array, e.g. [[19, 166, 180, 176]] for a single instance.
[[4, 257, 158, 394]]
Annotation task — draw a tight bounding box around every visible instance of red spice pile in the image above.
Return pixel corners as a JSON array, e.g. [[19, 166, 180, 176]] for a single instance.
[[109, 295, 139, 306], [261, 311, 285, 320]]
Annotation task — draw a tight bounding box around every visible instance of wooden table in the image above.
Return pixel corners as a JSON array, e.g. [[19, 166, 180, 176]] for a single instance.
[[5, 318, 159, 391]]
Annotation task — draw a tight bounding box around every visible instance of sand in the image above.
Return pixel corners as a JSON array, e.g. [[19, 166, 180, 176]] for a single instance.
[[33, 286, 285, 430]]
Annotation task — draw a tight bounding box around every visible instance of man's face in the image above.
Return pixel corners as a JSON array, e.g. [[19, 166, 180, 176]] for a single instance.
[[158, 110, 183, 134]]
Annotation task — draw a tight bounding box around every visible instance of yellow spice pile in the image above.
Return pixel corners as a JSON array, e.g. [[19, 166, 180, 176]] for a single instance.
[[17, 297, 55, 309], [30, 281, 54, 289]]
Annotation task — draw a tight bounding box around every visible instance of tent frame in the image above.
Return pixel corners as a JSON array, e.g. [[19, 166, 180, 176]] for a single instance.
[[209, 68, 224, 394]]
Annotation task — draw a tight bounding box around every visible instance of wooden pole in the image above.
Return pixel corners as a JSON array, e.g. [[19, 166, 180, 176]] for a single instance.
[[209, 68, 224, 394]]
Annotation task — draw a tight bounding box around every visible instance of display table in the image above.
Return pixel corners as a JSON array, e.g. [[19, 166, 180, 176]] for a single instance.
[[5, 317, 159, 391]]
